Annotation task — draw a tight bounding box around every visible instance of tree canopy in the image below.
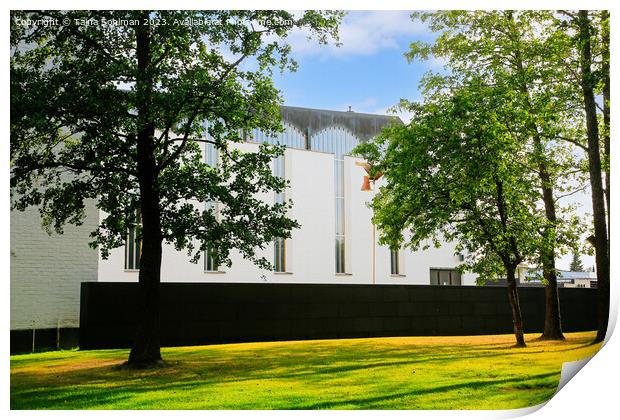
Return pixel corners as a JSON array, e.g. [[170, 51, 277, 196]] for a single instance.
[[10, 10, 344, 365], [388, 10, 601, 341], [406, 10, 588, 266], [356, 77, 550, 346], [357, 78, 545, 282], [11, 10, 343, 269]]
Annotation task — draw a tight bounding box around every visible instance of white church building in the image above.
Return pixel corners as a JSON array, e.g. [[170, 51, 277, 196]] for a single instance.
[[10, 105, 476, 350]]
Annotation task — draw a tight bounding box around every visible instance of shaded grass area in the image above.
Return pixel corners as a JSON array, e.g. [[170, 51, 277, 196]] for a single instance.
[[10, 332, 600, 410]]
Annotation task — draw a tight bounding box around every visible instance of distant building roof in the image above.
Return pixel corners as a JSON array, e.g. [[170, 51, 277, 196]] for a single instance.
[[556, 270, 597, 280], [522, 268, 597, 283]]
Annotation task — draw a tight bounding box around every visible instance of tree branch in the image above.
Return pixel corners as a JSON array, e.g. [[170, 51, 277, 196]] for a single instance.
[[554, 183, 589, 202], [541, 134, 589, 152], [13, 159, 137, 177]]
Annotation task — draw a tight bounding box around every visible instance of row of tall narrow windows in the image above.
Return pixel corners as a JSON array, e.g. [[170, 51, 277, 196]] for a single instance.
[[124, 124, 441, 279], [126, 228, 402, 276], [126, 233, 455, 284]]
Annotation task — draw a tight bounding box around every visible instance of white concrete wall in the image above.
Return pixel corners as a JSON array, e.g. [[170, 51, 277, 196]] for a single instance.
[[98, 146, 476, 285], [98, 143, 339, 283], [10, 201, 99, 330], [347, 156, 476, 286]]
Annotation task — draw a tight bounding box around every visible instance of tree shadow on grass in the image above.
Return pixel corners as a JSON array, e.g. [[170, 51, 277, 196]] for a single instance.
[[11, 367, 559, 410], [12, 341, 587, 389], [11, 335, 597, 409], [10, 385, 134, 410], [292, 371, 559, 410]]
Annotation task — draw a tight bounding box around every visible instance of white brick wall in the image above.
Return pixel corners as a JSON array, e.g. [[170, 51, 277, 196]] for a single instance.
[[10, 201, 98, 330]]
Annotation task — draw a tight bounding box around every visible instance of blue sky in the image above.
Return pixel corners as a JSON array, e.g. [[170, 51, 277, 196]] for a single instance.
[[271, 11, 438, 121], [273, 46, 425, 117]]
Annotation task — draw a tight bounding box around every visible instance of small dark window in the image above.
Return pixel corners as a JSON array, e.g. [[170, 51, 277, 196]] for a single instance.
[[430, 268, 461, 286], [124, 211, 141, 270], [205, 247, 218, 272], [274, 237, 286, 273], [390, 249, 400, 275]]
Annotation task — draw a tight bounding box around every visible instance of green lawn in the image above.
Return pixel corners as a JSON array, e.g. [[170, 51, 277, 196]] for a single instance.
[[10, 331, 600, 410]]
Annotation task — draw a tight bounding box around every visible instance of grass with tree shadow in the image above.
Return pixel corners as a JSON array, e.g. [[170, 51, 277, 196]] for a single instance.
[[10, 331, 600, 410]]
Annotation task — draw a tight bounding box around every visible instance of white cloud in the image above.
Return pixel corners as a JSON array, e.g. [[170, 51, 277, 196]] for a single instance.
[[286, 11, 427, 59]]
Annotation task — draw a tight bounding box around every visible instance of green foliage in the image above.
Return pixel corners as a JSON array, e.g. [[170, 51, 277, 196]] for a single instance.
[[355, 77, 545, 281], [393, 11, 592, 273], [10, 10, 343, 269]]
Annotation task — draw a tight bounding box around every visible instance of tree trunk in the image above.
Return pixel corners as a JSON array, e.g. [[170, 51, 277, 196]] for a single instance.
[[577, 10, 610, 343], [127, 187, 163, 367], [540, 259, 564, 340], [538, 166, 564, 340], [492, 176, 526, 347], [506, 265, 526, 347], [506, 15, 564, 341], [127, 16, 163, 367], [601, 10, 610, 236]]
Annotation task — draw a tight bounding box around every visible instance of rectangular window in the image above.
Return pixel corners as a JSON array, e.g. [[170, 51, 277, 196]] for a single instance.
[[274, 154, 285, 205], [335, 160, 345, 273], [124, 212, 141, 270], [430, 268, 461, 286], [204, 247, 218, 272], [273, 154, 286, 272], [309, 127, 359, 275], [205, 137, 220, 272], [335, 236, 345, 274], [390, 249, 400, 275], [274, 237, 286, 273], [204, 197, 218, 271]]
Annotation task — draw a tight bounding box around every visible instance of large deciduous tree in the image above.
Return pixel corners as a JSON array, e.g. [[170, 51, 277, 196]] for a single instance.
[[10, 10, 342, 367], [573, 10, 610, 342], [546, 9, 610, 342], [355, 79, 545, 347], [407, 10, 593, 341]]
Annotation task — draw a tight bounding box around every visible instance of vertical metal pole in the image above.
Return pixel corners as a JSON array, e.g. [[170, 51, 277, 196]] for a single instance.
[[56, 319, 60, 350], [372, 183, 376, 285], [372, 223, 376, 285]]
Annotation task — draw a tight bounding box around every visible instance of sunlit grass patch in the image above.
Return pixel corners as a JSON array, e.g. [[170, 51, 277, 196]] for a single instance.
[[10, 331, 600, 410]]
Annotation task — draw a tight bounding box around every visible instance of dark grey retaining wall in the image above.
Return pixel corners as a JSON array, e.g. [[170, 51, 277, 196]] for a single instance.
[[79, 282, 598, 350]]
